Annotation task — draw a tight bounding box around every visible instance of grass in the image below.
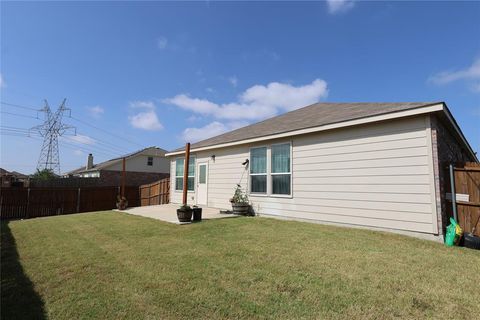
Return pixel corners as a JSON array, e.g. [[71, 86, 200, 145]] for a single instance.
[[1, 211, 479, 320]]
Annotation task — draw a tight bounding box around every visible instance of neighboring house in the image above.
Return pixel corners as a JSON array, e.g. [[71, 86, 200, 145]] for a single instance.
[[66, 146, 170, 186], [0, 168, 29, 187], [165, 102, 477, 239]]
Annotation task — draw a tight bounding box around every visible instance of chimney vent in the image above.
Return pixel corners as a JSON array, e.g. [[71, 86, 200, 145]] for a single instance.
[[86, 153, 94, 170]]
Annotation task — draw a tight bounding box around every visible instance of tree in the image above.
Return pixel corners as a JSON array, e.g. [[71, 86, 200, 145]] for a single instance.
[[31, 168, 57, 180]]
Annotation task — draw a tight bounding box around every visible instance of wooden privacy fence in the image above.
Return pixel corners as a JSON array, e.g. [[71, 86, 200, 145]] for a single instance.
[[139, 178, 170, 206], [0, 186, 139, 220], [446, 162, 480, 236]]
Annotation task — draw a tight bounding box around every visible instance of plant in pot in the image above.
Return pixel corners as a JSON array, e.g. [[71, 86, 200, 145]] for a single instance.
[[230, 184, 250, 216], [116, 195, 128, 210], [177, 204, 193, 222]]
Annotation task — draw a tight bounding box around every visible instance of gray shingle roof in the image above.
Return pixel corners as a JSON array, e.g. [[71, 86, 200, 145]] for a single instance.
[[172, 102, 441, 152]]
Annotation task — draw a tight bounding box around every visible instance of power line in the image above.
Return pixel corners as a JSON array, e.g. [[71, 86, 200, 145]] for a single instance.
[[1, 101, 41, 111], [1, 132, 120, 158], [0, 111, 40, 119], [69, 115, 144, 148], [1, 100, 145, 148], [1, 125, 132, 155]]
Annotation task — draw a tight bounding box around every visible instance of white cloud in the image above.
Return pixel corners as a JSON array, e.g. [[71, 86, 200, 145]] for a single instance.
[[326, 0, 355, 14], [157, 36, 168, 50], [65, 134, 96, 145], [128, 100, 163, 131], [429, 58, 480, 92], [181, 121, 249, 143], [130, 100, 156, 110], [87, 106, 104, 119], [229, 76, 238, 87], [73, 149, 83, 156], [182, 122, 229, 142], [163, 78, 328, 121], [164, 95, 219, 115], [0, 74, 4, 88]]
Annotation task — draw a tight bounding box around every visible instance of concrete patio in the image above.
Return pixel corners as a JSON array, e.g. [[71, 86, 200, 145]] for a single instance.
[[120, 203, 239, 224]]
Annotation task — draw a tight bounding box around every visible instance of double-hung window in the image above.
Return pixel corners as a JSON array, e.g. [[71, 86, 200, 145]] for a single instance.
[[250, 147, 267, 194], [175, 156, 195, 191], [271, 143, 291, 195], [249, 143, 291, 196]]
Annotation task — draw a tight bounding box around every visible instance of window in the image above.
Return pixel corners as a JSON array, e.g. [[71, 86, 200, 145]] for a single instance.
[[175, 156, 195, 191], [147, 156, 153, 166], [249, 143, 291, 197], [250, 147, 267, 193], [271, 144, 291, 195]]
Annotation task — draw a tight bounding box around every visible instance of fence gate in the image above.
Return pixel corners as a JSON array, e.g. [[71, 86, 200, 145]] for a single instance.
[[446, 162, 480, 236], [139, 178, 170, 206]]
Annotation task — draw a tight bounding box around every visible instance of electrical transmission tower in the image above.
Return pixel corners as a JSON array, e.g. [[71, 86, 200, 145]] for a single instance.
[[31, 99, 75, 174]]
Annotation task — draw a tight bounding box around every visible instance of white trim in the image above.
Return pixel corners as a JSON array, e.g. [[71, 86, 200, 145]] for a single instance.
[[195, 161, 209, 206], [174, 155, 196, 193], [248, 142, 293, 198], [166, 104, 445, 157], [249, 146, 268, 195], [425, 115, 439, 234]]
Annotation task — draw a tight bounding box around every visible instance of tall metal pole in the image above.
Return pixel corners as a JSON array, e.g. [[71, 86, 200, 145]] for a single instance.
[[449, 164, 458, 221], [182, 143, 191, 205]]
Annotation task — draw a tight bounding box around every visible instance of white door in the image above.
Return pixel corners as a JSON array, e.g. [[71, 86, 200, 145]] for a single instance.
[[196, 162, 208, 205]]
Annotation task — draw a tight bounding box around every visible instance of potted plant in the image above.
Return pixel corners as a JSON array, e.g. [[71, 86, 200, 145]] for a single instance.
[[230, 184, 250, 215], [116, 195, 128, 210], [192, 205, 202, 222], [177, 204, 193, 222]]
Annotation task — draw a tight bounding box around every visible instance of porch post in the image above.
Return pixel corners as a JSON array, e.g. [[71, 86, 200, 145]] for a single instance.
[[182, 142, 191, 205]]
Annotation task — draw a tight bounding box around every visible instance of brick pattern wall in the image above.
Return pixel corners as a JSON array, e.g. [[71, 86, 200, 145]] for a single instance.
[[430, 115, 474, 235], [99, 170, 169, 187]]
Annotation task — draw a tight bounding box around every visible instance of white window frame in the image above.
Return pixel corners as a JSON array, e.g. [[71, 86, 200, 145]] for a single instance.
[[147, 156, 153, 166], [270, 142, 292, 198], [249, 146, 268, 195], [248, 141, 292, 198], [175, 156, 196, 192]]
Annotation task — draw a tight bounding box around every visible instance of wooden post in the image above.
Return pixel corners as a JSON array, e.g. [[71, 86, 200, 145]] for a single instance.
[[76, 188, 81, 213], [121, 157, 126, 198], [182, 143, 191, 205]]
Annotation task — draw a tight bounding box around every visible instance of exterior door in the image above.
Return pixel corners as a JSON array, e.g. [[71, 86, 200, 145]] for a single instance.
[[196, 162, 208, 205]]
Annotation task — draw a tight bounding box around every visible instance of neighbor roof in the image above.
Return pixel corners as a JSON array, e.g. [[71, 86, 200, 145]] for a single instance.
[[169, 102, 442, 153], [66, 146, 166, 175]]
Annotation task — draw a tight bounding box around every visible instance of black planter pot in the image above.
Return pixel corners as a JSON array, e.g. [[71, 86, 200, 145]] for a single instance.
[[192, 207, 202, 222], [463, 233, 480, 250], [177, 208, 193, 222], [232, 203, 249, 216]]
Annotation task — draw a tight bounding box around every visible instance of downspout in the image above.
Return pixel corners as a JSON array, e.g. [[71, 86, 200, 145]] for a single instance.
[[449, 164, 457, 221]]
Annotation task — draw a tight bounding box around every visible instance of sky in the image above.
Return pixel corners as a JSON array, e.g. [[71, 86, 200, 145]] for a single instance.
[[1, 0, 479, 174]]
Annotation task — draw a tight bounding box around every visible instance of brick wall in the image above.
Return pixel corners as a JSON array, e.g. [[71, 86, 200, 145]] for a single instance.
[[430, 115, 474, 235]]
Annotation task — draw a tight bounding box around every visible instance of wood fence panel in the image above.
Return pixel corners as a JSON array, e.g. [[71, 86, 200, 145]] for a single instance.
[[139, 178, 170, 206], [0, 186, 141, 220], [446, 162, 480, 236]]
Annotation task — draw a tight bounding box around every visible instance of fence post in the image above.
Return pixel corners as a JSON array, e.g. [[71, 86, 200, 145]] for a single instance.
[[26, 188, 30, 219], [449, 164, 458, 221], [76, 187, 81, 213]]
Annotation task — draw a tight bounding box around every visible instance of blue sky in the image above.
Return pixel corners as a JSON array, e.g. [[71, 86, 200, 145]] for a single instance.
[[1, 1, 479, 174]]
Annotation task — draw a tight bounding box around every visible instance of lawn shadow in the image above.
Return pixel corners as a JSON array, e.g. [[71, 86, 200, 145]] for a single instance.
[[1, 221, 46, 320]]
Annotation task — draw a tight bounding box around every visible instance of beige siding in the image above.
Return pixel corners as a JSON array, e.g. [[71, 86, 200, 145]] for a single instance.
[[169, 116, 438, 234]]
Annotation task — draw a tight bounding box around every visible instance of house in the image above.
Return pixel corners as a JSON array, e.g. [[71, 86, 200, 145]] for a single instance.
[[165, 102, 477, 239], [66, 146, 170, 186], [0, 168, 29, 187]]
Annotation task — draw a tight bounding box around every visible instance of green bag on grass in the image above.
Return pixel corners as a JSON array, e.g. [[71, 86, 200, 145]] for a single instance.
[[445, 217, 460, 246]]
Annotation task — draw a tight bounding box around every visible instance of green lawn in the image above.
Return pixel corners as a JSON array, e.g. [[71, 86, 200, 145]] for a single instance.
[[1, 212, 479, 320]]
